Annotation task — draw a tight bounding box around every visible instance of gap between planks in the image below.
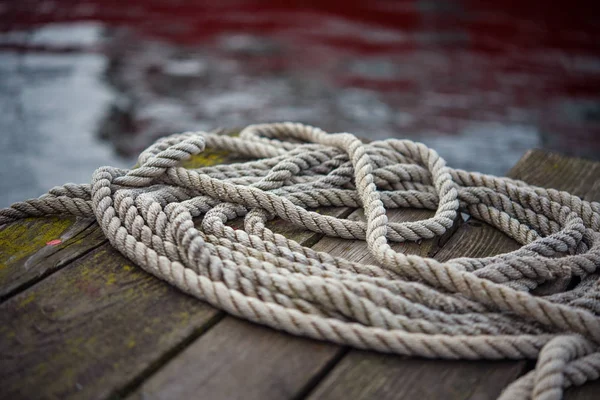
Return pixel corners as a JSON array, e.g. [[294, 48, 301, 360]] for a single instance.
[[0, 130, 241, 305], [0, 217, 107, 303], [1, 149, 599, 400], [126, 207, 463, 400], [304, 150, 600, 400], [128, 149, 600, 400], [0, 139, 249, 400]]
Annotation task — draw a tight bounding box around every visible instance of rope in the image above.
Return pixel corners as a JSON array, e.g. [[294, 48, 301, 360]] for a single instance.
[[2, 122, 600, 399]]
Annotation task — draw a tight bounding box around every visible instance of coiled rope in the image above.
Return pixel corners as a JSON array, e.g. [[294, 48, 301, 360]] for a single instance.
[[1, 123, 599, 399]]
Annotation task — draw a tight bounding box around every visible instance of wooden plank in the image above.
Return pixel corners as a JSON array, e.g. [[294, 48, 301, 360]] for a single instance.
[[0, 139, 250, 400], [128, 207, 354, 400], [129, 205, 450, 400], [565, 381, 600, 400], [309, 351, 525, 400], [508, 149, 600, 192], [0, 132, 238, 303], [0, 217, 106, 301], [0, 206, 349, 398], [0, 243, 220, 400], [584, 179, 600, 202], [308, 228, 525, 400], [307, 150, 600, 400], [311, 208, 449, 264], [129, 317, 341, 400], [563, 166, 600, 400], [133, 150, 599, 400], [2, 148, 597, 400]]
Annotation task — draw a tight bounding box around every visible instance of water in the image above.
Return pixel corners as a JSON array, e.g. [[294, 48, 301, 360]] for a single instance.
[[0, 23, 131, 207], [1, 1, 599, 207]]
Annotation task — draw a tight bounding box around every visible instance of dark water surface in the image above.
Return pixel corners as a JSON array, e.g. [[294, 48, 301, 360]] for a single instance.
[[1, 1, 600, 207]]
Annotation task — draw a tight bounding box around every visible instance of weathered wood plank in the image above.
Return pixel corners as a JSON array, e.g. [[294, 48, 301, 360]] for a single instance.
[[0, 243, 220, 400], [0, 140, 249, 400], [130, 206, 447, 400], [433, 218, 520, 265], [129, 317, 341, 400], [311, 208, 449, 265], [562, 166, 600, 400], [309, 351, 525, 400], [0, 209, 350, 399], [2, 148, 598, 400], [0, 132, 238, 303], [307, 149, 600, 400], [0, 217, 106, 301], [509, 149, 600, 192], [128, 207, 354, 400], [565, 380, 600, 400], [308, 226, 525, 400]]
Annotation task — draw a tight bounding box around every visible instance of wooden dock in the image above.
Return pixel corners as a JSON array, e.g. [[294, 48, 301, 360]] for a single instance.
[[1, 148, 599, 400]]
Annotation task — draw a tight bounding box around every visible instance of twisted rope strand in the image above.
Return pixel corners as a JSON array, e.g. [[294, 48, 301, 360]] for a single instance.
[[1, 122, 599, 399]]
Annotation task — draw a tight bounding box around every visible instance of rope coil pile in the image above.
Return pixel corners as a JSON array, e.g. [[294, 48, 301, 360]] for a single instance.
[[1, 122, 599, 399]]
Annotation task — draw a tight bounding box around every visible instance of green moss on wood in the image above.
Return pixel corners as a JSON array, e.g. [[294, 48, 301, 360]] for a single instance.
[[0, 217, 74, 269], [181, 130, 241, 169], [182, 149, 230, 169]]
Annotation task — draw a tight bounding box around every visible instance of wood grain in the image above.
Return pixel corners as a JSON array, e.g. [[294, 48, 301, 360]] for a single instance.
[[310, 208, 451, 265], [1, 149, 599, 400], [130, 317, 341, 400], [0, 130, 241, 303], [0, 243, 220, 400], [131, 203, 454, 400], [308, 228, 525, 399], [129, 207, 354, 400], [0, 217, 106, 301], [561, 160, 600, 400], [508, 149, 600, 192], [0, 137, 247, 400], [309, 351, 525, 400], [307, 149, 600, 400]]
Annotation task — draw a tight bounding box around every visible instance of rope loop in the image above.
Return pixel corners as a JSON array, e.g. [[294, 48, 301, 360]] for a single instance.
[[1, 122, 600, 400]]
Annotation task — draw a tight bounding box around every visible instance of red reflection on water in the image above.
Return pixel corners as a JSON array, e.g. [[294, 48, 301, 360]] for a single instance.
[[4, 1, 599, 49], [2, 0, 600, 160]]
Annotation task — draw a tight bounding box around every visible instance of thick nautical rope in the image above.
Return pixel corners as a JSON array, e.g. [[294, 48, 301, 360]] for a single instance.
[[1, 122, 600, 399]]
